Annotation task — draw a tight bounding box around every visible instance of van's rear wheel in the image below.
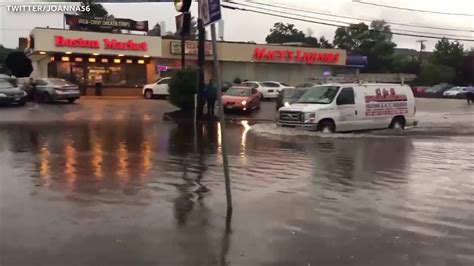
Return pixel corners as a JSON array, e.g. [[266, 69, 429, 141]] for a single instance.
[[317, 120, 335, 133], [389, 116, 406, 130]]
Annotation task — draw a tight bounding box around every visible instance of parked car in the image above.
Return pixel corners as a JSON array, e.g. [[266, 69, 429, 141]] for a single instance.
[[278, 83, 417, 132], [0, 76, 28, 106], [424, 84, 453, 98], [143, 77, 171, 99], [33, 78, 80, 103], [443, 86, 467, 98], [241, 81, 294, 100], [222, 86, 261, 113], [276, 88, 309, 110], [412, 86, 429, 97], [221, 81, 234, 92], [295, 82, 318, 88]]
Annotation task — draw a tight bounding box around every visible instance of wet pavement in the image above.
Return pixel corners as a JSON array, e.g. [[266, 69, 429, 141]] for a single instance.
[[0, 98, 473, 266]]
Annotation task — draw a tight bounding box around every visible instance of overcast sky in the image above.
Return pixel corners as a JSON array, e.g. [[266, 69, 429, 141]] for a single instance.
[[0, 0, 473, 51]]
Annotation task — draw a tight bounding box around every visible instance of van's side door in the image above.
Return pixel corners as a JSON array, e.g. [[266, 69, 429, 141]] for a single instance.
[[335, 87, 361, 131]]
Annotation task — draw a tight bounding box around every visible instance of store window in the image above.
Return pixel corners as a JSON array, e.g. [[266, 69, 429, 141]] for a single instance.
[[51, 61, 147, 87]]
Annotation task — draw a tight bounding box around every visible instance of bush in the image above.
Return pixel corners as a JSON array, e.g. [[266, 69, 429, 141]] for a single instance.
[[233, 77, 242, 84], [168, 68, 197, 111]]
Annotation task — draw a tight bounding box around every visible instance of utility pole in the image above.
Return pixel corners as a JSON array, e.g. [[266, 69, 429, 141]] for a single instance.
[[416, 40, 426, 64], [197, 1, 206, 119]]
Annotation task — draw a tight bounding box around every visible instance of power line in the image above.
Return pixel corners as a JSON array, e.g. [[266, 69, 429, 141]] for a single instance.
[[222, 2, 474, 42], [247, 0, 474, 33], [225, 1, 474, 40], [354, 0, 474, 17]]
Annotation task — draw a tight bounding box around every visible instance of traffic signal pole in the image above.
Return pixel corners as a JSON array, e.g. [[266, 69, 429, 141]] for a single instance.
[[197, 19, 205, 119]]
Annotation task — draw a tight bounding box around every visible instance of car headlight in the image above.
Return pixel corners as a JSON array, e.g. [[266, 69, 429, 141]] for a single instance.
[[284, 102, 290, 107], [241, 100, 247, 105], [0, 93, 6, 97]]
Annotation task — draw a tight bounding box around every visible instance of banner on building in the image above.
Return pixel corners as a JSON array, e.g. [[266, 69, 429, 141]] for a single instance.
[[64, 14, 148, 32], [170, 41, 213, 56]]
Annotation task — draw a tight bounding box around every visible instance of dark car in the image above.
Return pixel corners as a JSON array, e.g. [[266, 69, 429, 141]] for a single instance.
[[276, 88, 309, 110], [0, 76, 28, 106], [221, 81, 234, 92], [425, 84, 453, 98]]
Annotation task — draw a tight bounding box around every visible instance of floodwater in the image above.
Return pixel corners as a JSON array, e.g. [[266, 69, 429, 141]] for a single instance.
[[1, 110, 473, 265]]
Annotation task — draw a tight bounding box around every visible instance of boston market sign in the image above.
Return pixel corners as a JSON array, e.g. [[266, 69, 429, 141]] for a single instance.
[[253, 47, 340, 64], [54, 35, 147, 51]]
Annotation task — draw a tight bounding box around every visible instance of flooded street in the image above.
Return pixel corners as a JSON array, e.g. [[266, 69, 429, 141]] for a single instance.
[[1, 98, 473, 266]]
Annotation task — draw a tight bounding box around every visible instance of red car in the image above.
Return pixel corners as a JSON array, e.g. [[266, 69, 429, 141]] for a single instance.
[[222, 86, 261, 113]]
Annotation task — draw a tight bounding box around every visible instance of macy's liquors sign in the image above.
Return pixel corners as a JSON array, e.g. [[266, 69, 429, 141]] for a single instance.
[[253, 47, 341, 64], [54, 35, 148, 51]]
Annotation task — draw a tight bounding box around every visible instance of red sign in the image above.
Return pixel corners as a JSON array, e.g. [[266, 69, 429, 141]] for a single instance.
[[55, 35, 99, 49], [253, 48, 340, 64], [54, 35, 147, 51]]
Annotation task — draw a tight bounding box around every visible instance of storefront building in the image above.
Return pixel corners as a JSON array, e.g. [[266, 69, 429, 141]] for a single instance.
[[27, 27, 348, 96], [218, 42, 347, 83], [28, 27, 161, 96], [158, 40, 347, 84]]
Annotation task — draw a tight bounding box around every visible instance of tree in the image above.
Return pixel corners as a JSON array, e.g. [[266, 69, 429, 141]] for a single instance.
[[265, 23, 333, 48], [266, 23, 306, 44], [433, 38, 464, 69], [147, 23, 161, 36], [418, 63, 455, 85], [319, 36, 333, 48], [168, 68, 198, 111], [333, 20, 396, 72]]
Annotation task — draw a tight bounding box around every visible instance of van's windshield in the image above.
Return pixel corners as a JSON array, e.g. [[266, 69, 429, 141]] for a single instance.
[[297, 86, 339, 104]]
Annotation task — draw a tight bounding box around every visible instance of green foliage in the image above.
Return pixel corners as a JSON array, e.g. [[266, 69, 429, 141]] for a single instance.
[[333, 20, 396, 72], [0, 44, 18, 75], [418, 63, 455, 85], [265, 23, 333, 48], [233, 77, 242, 84], [391, 55, 420, 74], [169, 68, 198, 111], [433, 38, 464, 69]]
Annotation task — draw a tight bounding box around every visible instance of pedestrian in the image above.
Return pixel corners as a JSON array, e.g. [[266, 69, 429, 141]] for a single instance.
[[206, 78, 217, 116], [27, 78, 39, 110], [466, 86, 474, 104]]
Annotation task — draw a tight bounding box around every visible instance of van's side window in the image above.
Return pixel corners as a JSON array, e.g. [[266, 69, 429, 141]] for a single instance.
[[336, 88, 355, 105]]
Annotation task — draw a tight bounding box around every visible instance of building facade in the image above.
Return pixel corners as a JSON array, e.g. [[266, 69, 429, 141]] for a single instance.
[[28, 27, 348, 96]]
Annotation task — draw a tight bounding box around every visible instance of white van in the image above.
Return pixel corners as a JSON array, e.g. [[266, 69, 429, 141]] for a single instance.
[[277, 83, 416, 132]]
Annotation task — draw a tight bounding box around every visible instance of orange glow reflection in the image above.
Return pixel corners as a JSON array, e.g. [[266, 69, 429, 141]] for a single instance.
[[117, 142, 129, 183], [39, 144, 51, 184], [64, 140, 77, 185], [142, 139, 152, 175], [90, 132, 103, 179]]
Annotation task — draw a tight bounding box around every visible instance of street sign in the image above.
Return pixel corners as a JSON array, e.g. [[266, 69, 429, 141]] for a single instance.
[[200, 0, 222, 26]]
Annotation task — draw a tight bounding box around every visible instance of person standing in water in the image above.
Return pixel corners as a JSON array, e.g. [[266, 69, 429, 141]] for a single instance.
[[206, 78, 217, 116]]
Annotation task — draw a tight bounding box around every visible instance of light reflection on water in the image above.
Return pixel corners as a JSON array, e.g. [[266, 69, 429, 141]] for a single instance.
[[0, 121, 473, 265]]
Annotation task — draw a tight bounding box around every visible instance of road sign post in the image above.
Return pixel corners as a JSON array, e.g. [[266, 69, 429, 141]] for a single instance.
[[199, 0, 232, 213]]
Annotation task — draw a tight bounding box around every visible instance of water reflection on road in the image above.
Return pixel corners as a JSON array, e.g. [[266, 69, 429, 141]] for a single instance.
[[0, 120, 473, 265]]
